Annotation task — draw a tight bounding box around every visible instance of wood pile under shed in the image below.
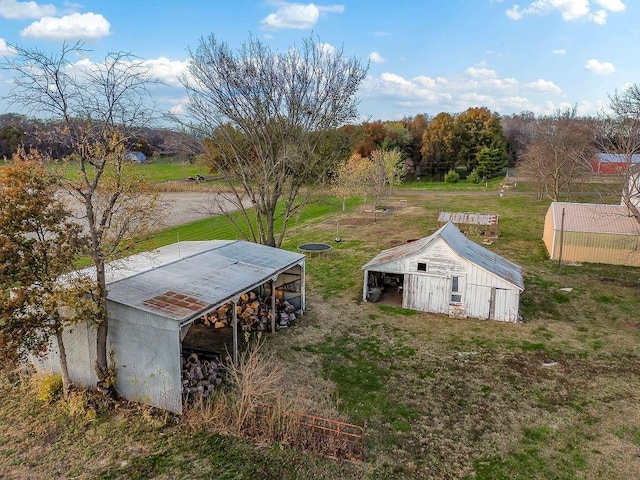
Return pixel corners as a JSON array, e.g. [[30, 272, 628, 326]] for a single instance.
[[194, 288, 302, 332]]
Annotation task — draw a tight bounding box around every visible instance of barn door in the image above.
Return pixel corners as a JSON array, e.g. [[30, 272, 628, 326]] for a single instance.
[[492, 288, 519, 321], [403, 275, 449, 313]]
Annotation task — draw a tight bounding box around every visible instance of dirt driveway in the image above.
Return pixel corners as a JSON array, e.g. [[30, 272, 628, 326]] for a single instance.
[[155, 192, 241, 229]]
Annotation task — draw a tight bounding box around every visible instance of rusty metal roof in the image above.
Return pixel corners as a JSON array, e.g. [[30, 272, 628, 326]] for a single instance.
[[438, 212, 499, 226], [363, 222, 524, 290], [94, 241, 305, 323], [549, 202, 640, 235]]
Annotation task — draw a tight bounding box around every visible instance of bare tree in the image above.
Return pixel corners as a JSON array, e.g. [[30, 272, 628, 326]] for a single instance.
[[178, 34, 367, 247], [598, 85, 640, 221], [3, 42, 162, 392], [519, 108, 595, 201]]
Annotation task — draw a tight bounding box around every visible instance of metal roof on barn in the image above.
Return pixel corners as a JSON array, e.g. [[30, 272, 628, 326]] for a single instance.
[[549, 202, 640, 235], [363, 222, 524, 290], [93, 241, 304, 323]]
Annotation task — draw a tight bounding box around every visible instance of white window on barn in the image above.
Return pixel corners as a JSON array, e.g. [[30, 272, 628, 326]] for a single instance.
[[417, 262, 427, 272], [451, 276, 462, 303]]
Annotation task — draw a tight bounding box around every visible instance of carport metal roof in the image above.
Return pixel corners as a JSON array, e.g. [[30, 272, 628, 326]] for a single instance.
[[100, 241, 305, 324]]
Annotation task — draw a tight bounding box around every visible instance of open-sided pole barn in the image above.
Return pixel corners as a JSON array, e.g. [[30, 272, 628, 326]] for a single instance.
[[362, 222, 524, 322], [37, 241, 305, 413]]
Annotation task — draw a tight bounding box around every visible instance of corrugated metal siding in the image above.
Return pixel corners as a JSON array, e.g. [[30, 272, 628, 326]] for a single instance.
[[109, 315, 182, 413], [33, 322, 96, 387], [545, 203, 640, 266], [543, 206, 555, 257], [550, 231, 640, 266], [549, 202, 640, 235]]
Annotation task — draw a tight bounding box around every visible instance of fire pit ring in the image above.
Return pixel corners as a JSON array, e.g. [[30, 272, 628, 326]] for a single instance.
[[298, 243, 332, 254]]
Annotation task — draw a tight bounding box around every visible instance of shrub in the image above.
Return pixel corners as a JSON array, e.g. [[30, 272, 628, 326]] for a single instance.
[[32, 373, 63, 403], [467, 168, 482, 184], [444, 169, 460, 184]]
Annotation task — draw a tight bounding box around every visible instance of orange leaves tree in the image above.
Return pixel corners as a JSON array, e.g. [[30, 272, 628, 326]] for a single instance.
[[0, 150, 93, 399]]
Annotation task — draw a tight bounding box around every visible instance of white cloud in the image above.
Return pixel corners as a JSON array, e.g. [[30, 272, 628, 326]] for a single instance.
[[505, 0, 626, 23], [466, 67, 497, 78], [359, 65, 574, 116], [525, 79, 562, 94], [319, 42, 335, 54], [261, 2, 344, 30], [595, 0, 626, 12], [142, 57, 189, 86], [20, 12, 111, 41], [585, 58, 615, 74], [0, 0, 56, 19], [0, 38, 16, 56], [369, 51, 386, 64], [552, 48, 566, 54]]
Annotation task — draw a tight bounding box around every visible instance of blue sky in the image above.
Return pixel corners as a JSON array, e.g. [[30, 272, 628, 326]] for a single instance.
[[0, 0, 636, 121]]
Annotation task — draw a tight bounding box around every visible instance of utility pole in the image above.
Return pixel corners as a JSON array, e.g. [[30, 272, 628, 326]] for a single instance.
[[557, 207, 565, 273]]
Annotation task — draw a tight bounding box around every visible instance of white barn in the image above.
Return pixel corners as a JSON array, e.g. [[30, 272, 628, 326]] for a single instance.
[[362, 222, 524, 322], [37, 240, 305, 413]]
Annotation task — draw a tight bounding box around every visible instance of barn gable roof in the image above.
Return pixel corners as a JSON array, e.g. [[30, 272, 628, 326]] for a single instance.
[[70, 241, 305, 323], [363, 222, 524, 290], [548, 202, 640, 235]]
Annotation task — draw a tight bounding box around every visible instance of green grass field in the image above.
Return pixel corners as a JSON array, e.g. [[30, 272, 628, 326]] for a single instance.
[[1, 180, 640, 479]]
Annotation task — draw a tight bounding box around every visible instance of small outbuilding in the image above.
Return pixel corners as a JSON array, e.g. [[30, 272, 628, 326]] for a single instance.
[[362, 222, 524, 322], [37, 240, 305, 413], [543, 202, 640, 266], [125, 151, 148, 163]]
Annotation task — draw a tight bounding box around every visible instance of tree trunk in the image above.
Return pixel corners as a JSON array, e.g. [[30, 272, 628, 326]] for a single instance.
[[94, 257, 111, 391], [55, 328, 71, 401]]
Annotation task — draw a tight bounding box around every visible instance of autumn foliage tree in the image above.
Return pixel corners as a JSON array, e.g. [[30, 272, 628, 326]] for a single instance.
[[0, 150, 94, 399]]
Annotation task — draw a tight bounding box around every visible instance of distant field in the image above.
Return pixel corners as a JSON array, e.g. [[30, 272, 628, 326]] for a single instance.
[[40, 155, 209, 185]]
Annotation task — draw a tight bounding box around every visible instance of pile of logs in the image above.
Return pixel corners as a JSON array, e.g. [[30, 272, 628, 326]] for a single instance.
[[195, 290, 303, 331], [181, 352, 222, 402]]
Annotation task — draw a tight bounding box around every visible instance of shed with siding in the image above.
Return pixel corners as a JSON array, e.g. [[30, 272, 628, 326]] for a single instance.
[[37, 240, 305, 413], [543, 202, 640, 266], [362, 222, 524, 322]]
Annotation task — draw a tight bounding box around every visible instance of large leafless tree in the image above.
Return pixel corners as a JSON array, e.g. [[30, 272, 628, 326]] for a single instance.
[[179, 35, 367, 247], [3, 42, 161, 392], [519, 108, 596, 201], [598, 85, 640, 221]]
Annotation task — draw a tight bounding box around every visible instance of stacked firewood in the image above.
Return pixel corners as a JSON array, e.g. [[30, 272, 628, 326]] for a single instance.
[[181, 352, 222, 401], [196, 291, 303, 331]]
